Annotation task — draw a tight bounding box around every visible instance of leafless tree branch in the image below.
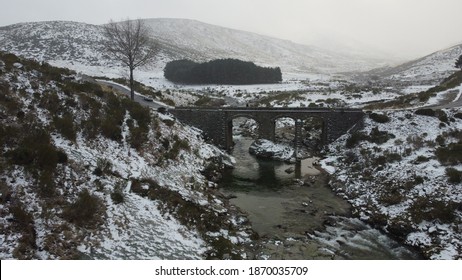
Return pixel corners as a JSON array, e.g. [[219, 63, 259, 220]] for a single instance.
[[103, 18, 157, 100]]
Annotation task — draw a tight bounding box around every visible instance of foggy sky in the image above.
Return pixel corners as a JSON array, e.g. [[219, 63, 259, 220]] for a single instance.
[[1, 0, 461, 59]]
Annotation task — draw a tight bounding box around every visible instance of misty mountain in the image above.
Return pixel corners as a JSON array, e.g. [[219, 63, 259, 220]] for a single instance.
[[0, 19, 392, 75], [368, 43, 462, 84], [141, 18, 393, 73]]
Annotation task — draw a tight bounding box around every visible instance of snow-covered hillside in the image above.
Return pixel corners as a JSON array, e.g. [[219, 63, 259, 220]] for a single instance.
[[370, 44, 462, 85], [0, 52, 254, 259], [0, 19, 391, 76], [322, 110, 462, 259], [142, 18, 390, 73], [0, 21, 109, 66]]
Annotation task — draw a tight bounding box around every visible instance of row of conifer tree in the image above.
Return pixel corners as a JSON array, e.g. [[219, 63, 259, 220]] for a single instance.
[[164, 58, 282, 84]]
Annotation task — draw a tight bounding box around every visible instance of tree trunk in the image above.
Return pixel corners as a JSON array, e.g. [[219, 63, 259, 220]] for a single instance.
[[129, 68, 135, 100]]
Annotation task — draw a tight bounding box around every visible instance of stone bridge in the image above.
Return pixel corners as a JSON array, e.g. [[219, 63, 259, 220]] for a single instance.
[[170, 107, 364, 151]]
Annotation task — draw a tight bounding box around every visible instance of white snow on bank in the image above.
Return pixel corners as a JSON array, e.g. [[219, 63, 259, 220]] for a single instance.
[[0, 58, 254, 259], [320, 157, 338, 174], [249, 139, 294, 161], [81, 192, 205, 259], [323, 109, 462, 259]]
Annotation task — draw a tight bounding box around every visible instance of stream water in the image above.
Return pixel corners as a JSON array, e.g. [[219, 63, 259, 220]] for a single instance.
[[219, 137, 420, 259]]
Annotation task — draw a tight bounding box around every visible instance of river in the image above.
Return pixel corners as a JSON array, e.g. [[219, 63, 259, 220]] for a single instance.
[[219, 137, 420, 259]]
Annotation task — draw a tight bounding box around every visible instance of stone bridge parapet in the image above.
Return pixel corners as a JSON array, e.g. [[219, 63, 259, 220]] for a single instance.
[[170, 107, 364, 150]]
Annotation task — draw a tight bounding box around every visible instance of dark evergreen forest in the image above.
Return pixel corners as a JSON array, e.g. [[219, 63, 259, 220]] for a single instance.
[[164, 58, 282, 84]]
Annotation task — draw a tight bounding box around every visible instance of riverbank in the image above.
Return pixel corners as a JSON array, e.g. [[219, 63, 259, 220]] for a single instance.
[[219, 137, 420, 259], [320, 109, 462, 259]]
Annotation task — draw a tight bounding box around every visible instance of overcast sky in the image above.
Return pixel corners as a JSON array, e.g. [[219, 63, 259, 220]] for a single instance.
[[1, 0, 461, 59]]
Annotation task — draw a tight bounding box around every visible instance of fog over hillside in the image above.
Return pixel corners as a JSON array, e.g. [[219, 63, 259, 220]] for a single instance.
[[0, 18, 396, 75]]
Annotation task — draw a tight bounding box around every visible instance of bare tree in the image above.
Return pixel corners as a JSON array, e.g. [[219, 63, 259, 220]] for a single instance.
[[103, 19, 157, 100]]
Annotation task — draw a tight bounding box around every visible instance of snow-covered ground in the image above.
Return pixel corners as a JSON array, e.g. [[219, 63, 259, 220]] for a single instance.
[[388, 44, 462, 83], [321, 110, 462, 259], [0, 55, 253, 259], [56, 61, 404, 109]]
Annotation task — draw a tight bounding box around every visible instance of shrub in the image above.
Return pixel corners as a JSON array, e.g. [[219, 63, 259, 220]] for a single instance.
[[7, 146, 35, 166], [101, 117, 122, 141], [5, 128, 60, 172], [387, 215, 414, 240], [201, 159, 224, 182], [407, 135, 425, 149], [100, 93, 125, 141], [93, 167, 103, 177], [63, 189, 104, 228], [141, 178, 228, 230], [78, 94, 101, 111], [343, 150, 359, 164], [0, 83, 20, 114], [38, 91, 62, 115], [9, 202, 33, 226], [53, 113, 76, 141], [62, 81, 104, 97], [56, 150, 68, 164], [111, 192, 124, 204], [415, 108, 448, 123], [369, 112, 390, 123], [379, 186, 404, 206], [93, 158, 112, 176], [0, 124, 20, 148], [1, 53, 21, 70], [385, 152, 402, 162], [409, 196, 459, 224], [414, 155, 430, 164], [194, 96, 212, 106], [38, 170, 56, 198], [194, 96, 225, 107], [438, 111, 449, 123], [122, 98, 151, 129], [128, 126, 148, 150], [81, 109, 101, 140], [436, 143, 462, 165], [110, 181, 125, 205], [446, 168, 462, 184], [9, 202, 36, 259], [166, 136, 190, 160], [130, 179, 149, 197], [435, 135, 446, 146], [415, 108, 435, 117], [346, 131, 368, 148], [368, 127, 394, 144], [161, 138, 170, 150], [373, 155, 387, 168], [0, 181, 11, 204]]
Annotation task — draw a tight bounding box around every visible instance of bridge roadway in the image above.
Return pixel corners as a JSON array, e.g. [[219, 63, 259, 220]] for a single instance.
[[170, 107, 364, 151]]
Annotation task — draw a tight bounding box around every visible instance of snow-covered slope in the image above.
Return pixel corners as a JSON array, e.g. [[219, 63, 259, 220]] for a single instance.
[[142, 18, 390, 73], [322, 110, 462, 259], [0, 52, 253, 259], [0, 19, 390, 75], [370, 44, 462, 84], [0, 21, 107, 65]]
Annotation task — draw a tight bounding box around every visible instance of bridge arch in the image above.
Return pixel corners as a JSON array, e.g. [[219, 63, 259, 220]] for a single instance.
[[271, 114, 326, 152], [225, 115, 261, 148]]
